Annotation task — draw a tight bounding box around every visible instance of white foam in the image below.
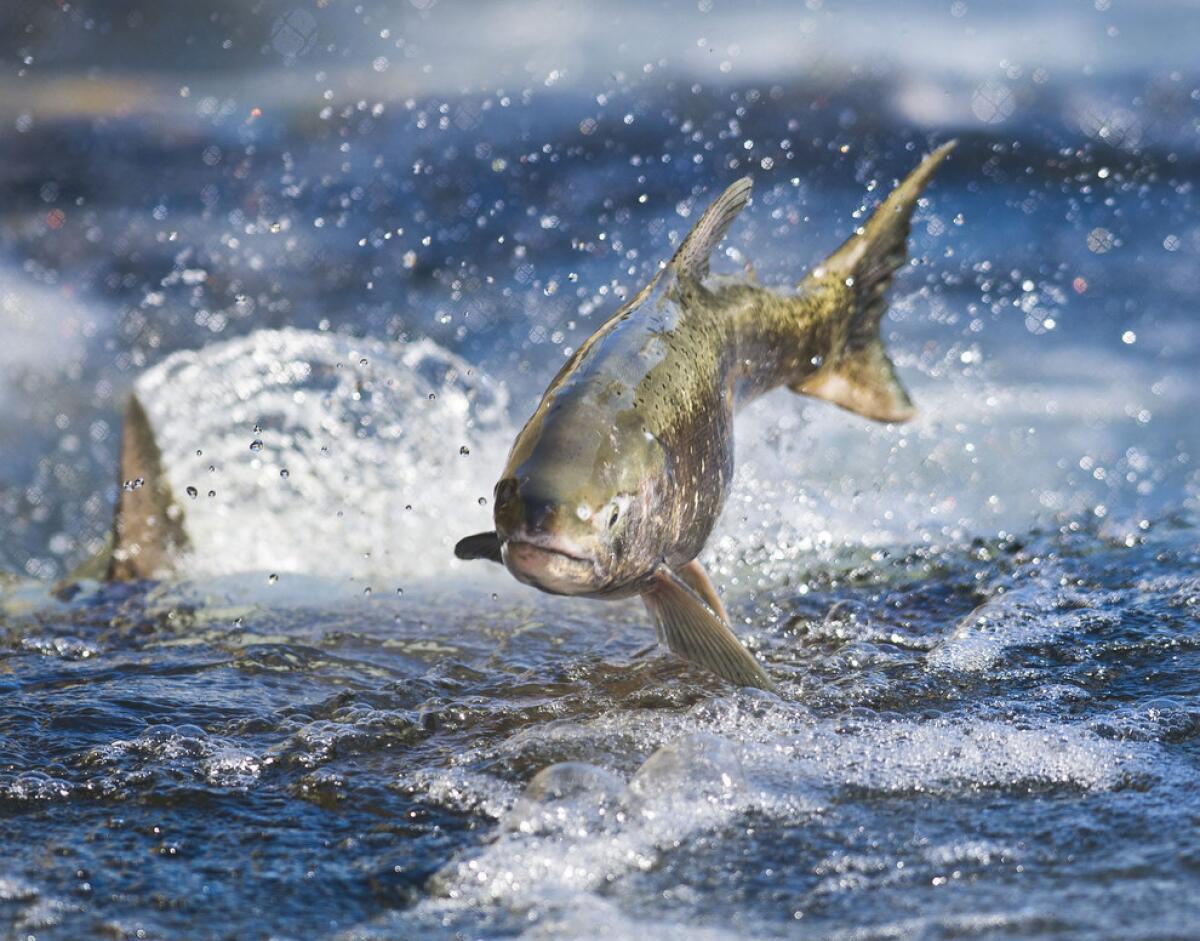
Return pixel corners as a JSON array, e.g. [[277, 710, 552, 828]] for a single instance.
[[548, 695, 1134, 795], [926, 571, 1109, 674], [385, 690, 1137, 939], [86, 723, 263, 792], [414, 731, 770, 940], [515, 894, 754, 941]]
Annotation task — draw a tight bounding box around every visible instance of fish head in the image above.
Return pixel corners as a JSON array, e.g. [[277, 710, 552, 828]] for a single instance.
[[493, 406, 667, 596]]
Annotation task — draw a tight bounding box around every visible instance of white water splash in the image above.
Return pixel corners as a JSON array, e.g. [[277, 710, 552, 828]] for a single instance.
[[134, 328, 512, 580], [375, 690, 1138, 941]]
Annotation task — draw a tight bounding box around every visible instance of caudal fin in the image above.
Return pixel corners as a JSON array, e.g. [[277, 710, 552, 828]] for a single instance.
[[796, 141, 956, 423]]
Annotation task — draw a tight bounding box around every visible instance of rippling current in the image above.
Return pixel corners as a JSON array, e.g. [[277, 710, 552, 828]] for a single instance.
[[2, 1, 1199, 937], [4, 519, 1200, 939]]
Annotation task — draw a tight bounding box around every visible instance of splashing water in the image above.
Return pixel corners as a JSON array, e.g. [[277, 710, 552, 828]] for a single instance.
[[133, 328, 511, 580]]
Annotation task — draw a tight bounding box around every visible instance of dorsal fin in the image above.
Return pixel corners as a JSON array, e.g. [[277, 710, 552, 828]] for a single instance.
[[537, 176, 754, 390], [669, 176, 753, 281], [107, 394, 189, 580]]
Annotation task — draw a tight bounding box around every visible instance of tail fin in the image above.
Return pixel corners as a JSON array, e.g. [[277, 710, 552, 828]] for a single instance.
[[106, 394, 189, 580], [795, 141, 956, 423]]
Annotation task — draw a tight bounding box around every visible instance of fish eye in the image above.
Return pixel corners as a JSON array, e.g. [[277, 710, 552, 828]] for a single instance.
[[608, 505, 620, 529]]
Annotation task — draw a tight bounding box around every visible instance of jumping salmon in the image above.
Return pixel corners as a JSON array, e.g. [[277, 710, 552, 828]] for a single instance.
[[459, 142, 957, 690]]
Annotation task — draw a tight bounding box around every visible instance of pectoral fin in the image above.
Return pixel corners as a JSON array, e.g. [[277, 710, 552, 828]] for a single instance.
[[642, 567, 774, 691], [454, 531, 503, 564], [673, 558, 730, 624]]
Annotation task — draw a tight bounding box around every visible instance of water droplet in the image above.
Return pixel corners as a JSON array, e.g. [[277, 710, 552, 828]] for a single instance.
[[1087, 227, 1115, 254], [186, 486, 198, 499], [249, 439, 264, 452]]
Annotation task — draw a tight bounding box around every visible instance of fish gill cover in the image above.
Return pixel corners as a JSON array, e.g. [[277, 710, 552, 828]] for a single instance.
[[0, 1, 1198, 939]]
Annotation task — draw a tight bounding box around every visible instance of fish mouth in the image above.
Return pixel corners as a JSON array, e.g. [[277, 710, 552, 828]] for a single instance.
[[501, 538, 604, 596]]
